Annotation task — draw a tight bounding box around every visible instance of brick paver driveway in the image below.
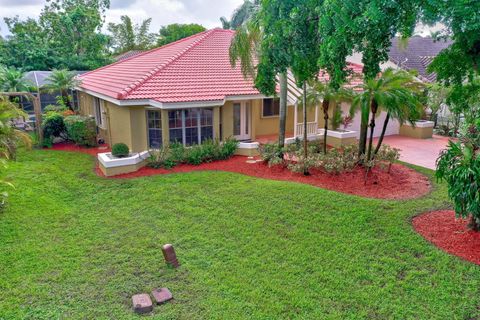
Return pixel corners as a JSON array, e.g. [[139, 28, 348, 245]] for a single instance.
[[374, 135, 452, 170]]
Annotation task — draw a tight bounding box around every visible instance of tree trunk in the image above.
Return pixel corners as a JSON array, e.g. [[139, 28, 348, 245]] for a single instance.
[[302, 82, 309, 176], [278, 72, 288, 151], [62, 89, 73, 111], [366, 99, 378, 161], [322, 98, 329, 154], [358, 116, 368, 159], [374, 112, 390, 156], [468, 216, 480, 232]]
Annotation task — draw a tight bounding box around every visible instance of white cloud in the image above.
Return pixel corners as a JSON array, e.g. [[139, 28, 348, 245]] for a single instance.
[[0, 0, 243, 36]]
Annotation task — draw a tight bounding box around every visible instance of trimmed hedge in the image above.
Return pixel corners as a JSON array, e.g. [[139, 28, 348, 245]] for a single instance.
[[64, 115, 97, 147]]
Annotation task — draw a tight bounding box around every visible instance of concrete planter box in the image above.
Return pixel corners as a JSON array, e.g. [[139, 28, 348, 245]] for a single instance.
[[235, 142, 260, 157], [284, 134, 322, 145], [399, 120, 434, 139], [98, 151, 149, 177], [318, 129, 357, 147]]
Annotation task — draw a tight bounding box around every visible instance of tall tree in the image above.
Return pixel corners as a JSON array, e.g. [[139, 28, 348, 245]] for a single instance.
[[318, 0, 422, 157], [107, 16, 155, 54], [39, 0, 111, 70], [229, 1, 290, 150], [157, 24, 206, 47]]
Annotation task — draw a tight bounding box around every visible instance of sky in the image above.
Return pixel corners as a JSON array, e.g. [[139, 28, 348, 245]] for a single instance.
[[0, 0, 244, 36]]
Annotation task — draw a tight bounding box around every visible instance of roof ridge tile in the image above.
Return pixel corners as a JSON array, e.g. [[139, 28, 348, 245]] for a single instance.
[[117, 29, 216, 99]]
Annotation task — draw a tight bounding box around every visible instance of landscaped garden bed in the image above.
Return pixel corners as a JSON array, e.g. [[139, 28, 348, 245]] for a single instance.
[[51, 142, 431, 200], [413, 210, 480, 265]]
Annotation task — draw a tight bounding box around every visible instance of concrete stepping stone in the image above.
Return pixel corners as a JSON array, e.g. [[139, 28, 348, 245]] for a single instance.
[[152, 288, 173, 304], [132, 293, 153, 314]]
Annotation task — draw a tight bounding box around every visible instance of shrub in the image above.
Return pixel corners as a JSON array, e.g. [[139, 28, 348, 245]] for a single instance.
[[111, 143, 130, 158], [375, 145, 400, 173], [436, 122, 480, 231], [64, 115, 97, 147], [42, 112, 67, 142], [258, 143, 283, 167], [170, 142, 186, 163], [185, 144, 204, 165], [43, 104, 67, 113], [147, 146, 176, 169], [219, 137, 239, 159], [287, 149, 319, 173]]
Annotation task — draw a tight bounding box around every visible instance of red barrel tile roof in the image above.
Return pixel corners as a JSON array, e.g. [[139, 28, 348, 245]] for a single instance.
[[79, 28, 364, 104]]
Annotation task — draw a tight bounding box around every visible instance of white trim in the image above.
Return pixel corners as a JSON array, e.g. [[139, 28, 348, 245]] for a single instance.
[[98, 151, 150, 168], [238, 142, 259, 149], [77, 87, 267, 109], [402, 120, 435, 128]]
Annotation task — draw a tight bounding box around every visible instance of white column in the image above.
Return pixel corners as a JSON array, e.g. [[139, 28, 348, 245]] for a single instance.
[[294, 102, 298, 137]]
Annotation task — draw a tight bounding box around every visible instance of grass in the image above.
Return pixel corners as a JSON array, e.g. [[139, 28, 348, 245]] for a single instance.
[[0, 148, 479, 319]]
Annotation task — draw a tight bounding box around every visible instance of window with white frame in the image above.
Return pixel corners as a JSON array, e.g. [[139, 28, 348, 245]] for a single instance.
[[262, 98, 280, 117], [147, 110, 162, 149], [168, 108, 214, 145], [93, 97, 106, 129]]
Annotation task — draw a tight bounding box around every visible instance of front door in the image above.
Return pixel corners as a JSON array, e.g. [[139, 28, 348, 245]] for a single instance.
[[233, 101, 250, 140]]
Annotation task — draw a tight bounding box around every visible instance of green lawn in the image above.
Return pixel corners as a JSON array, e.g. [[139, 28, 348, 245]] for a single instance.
[[0, 149, 479, 319]]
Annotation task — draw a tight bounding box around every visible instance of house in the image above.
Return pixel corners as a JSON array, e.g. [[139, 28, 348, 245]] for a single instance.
[[388, 36, 452, 82], [77, 28, 430, 161]]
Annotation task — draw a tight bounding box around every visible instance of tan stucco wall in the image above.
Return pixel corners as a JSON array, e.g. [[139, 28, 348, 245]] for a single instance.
[[399, 124, 433, 139], [221, 101, 234, 140]]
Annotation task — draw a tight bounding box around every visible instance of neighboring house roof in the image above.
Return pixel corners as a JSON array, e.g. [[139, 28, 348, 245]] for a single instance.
[[23, 70, 87, 89], [388, 36, 452, 82], [114, 50, 145, 62], [79, 29, 261, 104]]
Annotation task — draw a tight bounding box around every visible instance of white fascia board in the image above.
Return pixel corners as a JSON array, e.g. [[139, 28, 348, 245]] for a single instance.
[[77, 87, 268, 109]]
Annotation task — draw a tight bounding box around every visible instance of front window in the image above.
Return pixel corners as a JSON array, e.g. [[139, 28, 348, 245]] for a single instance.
[[168, 108, 214, 145], [262, 98, 280, 117], [147, 110, 162, 148]]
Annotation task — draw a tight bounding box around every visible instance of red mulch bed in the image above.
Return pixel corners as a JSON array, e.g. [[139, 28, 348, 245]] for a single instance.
[[49, 143, 431, 200], [413, 210, 480, 265]]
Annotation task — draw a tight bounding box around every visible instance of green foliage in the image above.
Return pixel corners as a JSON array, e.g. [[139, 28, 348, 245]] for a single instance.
[[43, 69, 81, 110], [107, 15, 156, 54], [0, 66, 35, 92], [157, 23, 206, 46], [436, 122, 480, 230], [1, 0, 112, 71], [220, 0, 258, 30], [64, 115, 97, 147], [258, 142, 283, 167], [147, 139, 238, 169], [42, 112, 67, 143], [330, 106, 343, 131], [111, 143, 129, 158], [0, 97, 32, 160]]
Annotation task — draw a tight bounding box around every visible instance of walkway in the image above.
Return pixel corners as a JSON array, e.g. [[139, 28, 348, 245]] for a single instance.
[[374, 135, 452, 170]]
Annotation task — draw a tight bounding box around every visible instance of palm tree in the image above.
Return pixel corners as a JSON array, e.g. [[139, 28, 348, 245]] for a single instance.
[[0, 67, 35, 92], [351, 68, 423, 161], [43, 69, 81, 111], [0, 96, 32, 160], [305, 80, 354, 153], [220, 0, 258, 30], [229, 5, 289, 150]]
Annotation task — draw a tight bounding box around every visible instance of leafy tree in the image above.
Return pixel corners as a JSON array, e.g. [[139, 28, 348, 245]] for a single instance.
[[0, 96, 32, 160], [0, 17, 53, 71], [306, 81, 353, 154], [157, 24, 206, 46], [228, 1, 290, 150], [107, 15, 156, 54], [351, 68, 423, 161], [436, 121, 480, 231], [43, 69, 81, 110], [318, 0, 422, 157], [220, 0, 258, 30], [425, 83, 449, 124]]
